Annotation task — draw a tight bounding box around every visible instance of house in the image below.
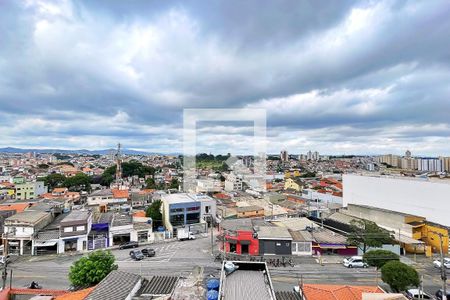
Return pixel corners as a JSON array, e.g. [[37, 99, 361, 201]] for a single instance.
[[256, 226, 292, 256], [289, 230, 314, 256], [130, 189, 154, 208], [40, 187, 80, 205], [284, 178, 303, 192], [87, 189, 129, 212], [3, 210, 53, 255], [218, 261, 276, 300], [59, 210, 92, 253], [109, 213, 134, 246], [224, 172, 243, 191], [15, 181, 47, 200], [82, 270, 179, 300], [221, 218, 259, 256], [236, 205, 264, 218], [161, 193, 216, 234], [299, 284, 385, 300]]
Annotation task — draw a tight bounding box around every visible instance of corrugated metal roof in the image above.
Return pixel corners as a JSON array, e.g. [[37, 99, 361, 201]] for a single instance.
[[86, 271, 141, 300], [275, 291, 302, 300], [138, 276, 178, 296]]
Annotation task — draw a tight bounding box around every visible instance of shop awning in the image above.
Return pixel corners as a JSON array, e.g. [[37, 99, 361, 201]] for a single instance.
[[34, 241, 58, 247], [318, 244, 347, 249]]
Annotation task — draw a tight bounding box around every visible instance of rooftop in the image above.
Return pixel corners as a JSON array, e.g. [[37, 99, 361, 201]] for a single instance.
[[0, 203, 31, 213], [61, 210, 90, 223], [162, 193, 214, 204], [85, 270, 141, 300], [220, 262, 276, 300], [111, 213, 132, 227], [236, 205, 264, 213], [89, 189, 113, 197], [221, 218, 253, 231], [6, 210, 49, 224], [138, 276, 178, 296], [256, 226, 292, 240], [301, 284, 385, 300]]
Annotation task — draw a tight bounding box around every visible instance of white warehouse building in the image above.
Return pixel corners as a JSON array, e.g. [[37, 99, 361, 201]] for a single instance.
[[343, 174, 450, 227]]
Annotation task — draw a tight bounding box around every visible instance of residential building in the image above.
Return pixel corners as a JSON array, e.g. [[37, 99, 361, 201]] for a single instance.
[[3, 210, 53, 255], [284, 178, 303, 192], [161, 193, 216, 234], [15, 181, 47, 200], [256, 226, 292, 256], [59, 210, 92, 253], [224, 172, 243, 192], [299, 284, 385, 300], [280, 150, 288, 162], [87, 189, 129, 211], [236, 205, 264, 218], [417, 158, 443, 172]]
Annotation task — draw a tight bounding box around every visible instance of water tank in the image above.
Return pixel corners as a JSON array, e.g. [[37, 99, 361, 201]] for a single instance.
[[206, 278, 220, 291], [206, 289, 219, 300]]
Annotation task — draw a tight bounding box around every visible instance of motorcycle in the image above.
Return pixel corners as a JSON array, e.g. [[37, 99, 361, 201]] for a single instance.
[[28, 281, 43, 289]]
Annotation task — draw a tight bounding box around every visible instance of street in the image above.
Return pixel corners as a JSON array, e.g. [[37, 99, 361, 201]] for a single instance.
[[2, 237, 446, 297]]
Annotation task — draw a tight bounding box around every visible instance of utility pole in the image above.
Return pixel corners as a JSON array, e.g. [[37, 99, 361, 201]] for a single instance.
[[437, 232, 447, 300], [210, 216, 214, 255], [2, 259, 8, 290]]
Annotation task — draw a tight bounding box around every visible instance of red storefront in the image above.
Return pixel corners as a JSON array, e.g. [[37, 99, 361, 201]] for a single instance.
[[224, 230, 259, 256]]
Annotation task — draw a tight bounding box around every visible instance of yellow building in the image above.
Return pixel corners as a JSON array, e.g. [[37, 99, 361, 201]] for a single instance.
[[236, 205, 265, 218], [413, 222, 449, 254], [284, 178, 302, 192]]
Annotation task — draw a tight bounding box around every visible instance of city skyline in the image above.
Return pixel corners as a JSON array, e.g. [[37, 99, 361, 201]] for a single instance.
[[1, 1, 450, 155]]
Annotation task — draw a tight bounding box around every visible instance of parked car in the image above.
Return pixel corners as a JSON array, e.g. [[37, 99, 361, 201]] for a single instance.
[[433, 258, 450, 269], [0, 255, 11, 264], [141, 248, 156, 257], [435, 289, 450, 300], [119, 241, 139, 250], [343, 256, 368, 268], [129, 249, 144, 261], [405, 288, 433, 299]]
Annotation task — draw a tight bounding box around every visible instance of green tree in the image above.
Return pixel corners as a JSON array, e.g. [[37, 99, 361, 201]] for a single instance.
[[41, 173, 67, 190], [347, 219, 394, 253], [146, 200, 162, 223], [63, 173, 92, 192], [69, 250, 117, 288], [37, 163, 49, 169], [169, 178, 179, 189], [381, 261, 419, 292], [363, 250, 399, 269], [101, 161, 155, 186]]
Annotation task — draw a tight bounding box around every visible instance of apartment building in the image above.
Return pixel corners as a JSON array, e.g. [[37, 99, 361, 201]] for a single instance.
[[15, 181, 47, 200]]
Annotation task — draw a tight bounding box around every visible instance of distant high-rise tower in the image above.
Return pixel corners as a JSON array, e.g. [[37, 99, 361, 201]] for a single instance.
[[280, 150, 288, 162], [405, 150, 411, 158], [115, 143, 122, 182]]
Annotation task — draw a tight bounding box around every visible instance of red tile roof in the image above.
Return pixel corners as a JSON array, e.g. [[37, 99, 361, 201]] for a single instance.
[[54, 287, 95, 300], [112, 189, 129, 198], [0, 203, 31, 213], [302, 284, 385, 300]]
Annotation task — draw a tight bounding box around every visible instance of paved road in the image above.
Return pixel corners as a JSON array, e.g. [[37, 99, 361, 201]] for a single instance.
[[2, 238, 446, 296]]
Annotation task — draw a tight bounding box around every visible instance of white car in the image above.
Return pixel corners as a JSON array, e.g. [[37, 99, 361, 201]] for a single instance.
[[343, 256, 368, 268], [433, 258, 450, 269], [0, 255, 11, 264], [405, 288, 433, 299]]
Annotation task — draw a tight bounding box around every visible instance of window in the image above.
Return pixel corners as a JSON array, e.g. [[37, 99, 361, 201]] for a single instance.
[[76, 226, 85, 231], [205, 206, 210, 213], [64, 227, 73, 233]]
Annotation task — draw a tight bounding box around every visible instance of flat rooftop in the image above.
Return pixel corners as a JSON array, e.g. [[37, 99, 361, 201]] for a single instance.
[[162, 193, 213, 204], [219, 262, 275, 300]]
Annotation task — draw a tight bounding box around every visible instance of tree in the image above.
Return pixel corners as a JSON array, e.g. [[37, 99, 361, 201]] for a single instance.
[[41, 173, 66, 190], [146, 200, 162, 227], [69, 250, 117, 288], [169, 178, 179, 190], [381, 261, 419, 292], [347, 219, 394, 253], [63, 173, 92, 192], [363, 250, 399, 269]]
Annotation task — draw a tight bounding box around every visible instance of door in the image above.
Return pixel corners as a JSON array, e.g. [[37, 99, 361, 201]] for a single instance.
[[241, 244, 249, 255]]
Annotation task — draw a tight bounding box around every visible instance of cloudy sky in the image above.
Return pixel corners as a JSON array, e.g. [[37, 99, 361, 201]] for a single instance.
[[1, 0, 450, 156]]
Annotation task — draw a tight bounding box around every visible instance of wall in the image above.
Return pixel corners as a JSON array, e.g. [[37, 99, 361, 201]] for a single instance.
[[303, 189, 343, 204], [259, 239, 291, 255], [343, 174, 450, 227]]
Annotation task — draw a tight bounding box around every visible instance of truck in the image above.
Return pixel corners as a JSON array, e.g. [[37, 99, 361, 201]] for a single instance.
[[177, 228, 196, 241]]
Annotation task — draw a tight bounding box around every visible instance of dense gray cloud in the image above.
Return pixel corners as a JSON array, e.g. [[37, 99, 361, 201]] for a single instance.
[[0, 0, 450, 155]]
